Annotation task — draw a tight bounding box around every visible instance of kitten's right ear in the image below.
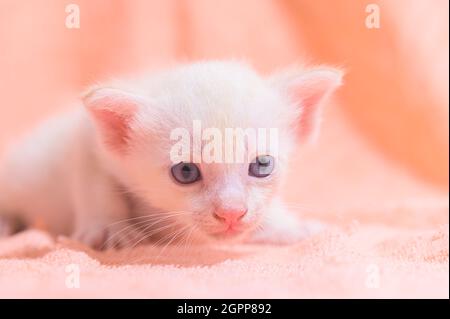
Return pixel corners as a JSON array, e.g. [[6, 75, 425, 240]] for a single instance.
[[270, 67, 343, 143], [82, 87, 147, 153]]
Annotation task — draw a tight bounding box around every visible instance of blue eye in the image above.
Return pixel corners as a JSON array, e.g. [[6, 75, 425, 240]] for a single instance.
[[171, 162, 201, 184], [248, 155, 275, 178]]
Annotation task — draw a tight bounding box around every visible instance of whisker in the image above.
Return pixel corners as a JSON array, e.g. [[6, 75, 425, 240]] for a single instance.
[[102, 211, 192, 250], [114, 212, 190, 249], [129, 219, 184, 249], [153, 224, 192, 261], [175, 224, 196, 259], [127, 222, 189, 264], [105, 210, 193, 228], [183, 225, 197, 258], [103, 217, 168, 250], [130, 223, 173, 249]]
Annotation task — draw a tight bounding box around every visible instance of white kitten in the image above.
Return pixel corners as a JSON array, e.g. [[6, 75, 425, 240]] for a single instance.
[[0, 61, 342, 249]]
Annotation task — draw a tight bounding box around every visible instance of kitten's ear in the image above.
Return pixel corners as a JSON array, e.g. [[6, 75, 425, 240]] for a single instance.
[[271, 67, 343, 142], [82, 87, 147, 153]]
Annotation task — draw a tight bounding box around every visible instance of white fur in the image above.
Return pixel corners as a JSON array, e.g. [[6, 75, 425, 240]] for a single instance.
[[0, 61, 342, 249]]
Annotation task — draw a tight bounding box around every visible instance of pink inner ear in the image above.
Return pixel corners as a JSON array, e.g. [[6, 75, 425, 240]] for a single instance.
[[93, 108, 134, 152], [290, 71, 342, 141], [84, 89, 139, 153], [294, 81, 328, 139]]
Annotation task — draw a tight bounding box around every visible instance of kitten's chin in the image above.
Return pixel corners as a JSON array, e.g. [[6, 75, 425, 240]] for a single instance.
[[211, 229, 243, 239]]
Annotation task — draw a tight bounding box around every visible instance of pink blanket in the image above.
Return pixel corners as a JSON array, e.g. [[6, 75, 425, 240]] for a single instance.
[[0, 223, 447, 298]]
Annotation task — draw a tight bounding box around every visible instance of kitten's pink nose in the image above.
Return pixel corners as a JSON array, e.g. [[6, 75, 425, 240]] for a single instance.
[[214, 208, 247, 225]]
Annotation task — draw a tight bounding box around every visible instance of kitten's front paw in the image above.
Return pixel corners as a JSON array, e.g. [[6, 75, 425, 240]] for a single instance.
[[249, 219, 324, 245], [72, 222, 149, 250]]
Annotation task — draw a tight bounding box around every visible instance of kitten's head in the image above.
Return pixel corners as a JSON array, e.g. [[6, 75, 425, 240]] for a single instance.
[[83, 61, 342, 241]]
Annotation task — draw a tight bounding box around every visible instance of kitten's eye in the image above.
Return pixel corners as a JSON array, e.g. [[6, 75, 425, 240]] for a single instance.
[[171, 162, 201, 184], [248, 155, 275, 178]]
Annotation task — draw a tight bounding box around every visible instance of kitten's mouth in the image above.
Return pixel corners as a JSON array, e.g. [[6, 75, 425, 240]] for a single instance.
[[209, 224, 248, 239]]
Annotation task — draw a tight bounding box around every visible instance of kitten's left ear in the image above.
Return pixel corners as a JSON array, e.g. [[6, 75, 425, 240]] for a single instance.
[[271, 67, 343, 142], [82, 87, 147, 153]]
